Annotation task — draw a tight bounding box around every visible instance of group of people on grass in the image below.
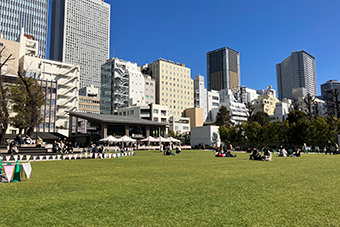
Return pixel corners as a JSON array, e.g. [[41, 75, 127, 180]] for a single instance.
[[163, 146, 181, 155], [6, 134, 44, 154], [249, 147, 272, 161], [52, 138, 78, 154], [215, 144, 237, 158]]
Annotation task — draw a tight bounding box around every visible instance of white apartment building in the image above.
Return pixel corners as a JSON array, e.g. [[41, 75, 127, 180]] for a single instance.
[[117, 103, 169, 123], [20, 56, 79, 135], [219, 89, 248, 125], [100, 58, 154, 114], [169, 116, 190, 134], [194, 75, 220, 123]]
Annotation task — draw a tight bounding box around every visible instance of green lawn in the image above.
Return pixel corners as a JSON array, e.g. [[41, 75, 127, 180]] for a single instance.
[[1, 150, 340, 226]]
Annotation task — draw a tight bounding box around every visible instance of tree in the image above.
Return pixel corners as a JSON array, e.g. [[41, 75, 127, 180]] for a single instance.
[[326, 89, 340, 118], [167, 130, 176, 138], [250, 111, 270, 126], [0, 47, 14, 145], [303, 93, 317, 121], [215, 106, 231, 128], [286, 110, 307, 125], [246, 102, 255, 123], [10, 71, 45, 136]]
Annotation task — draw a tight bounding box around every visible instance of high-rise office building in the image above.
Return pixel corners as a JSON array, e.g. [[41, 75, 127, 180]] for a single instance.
[[0, 0, 49, 58], [320, 80, 340, 101], [207, 47, 240, 91], [276, 50, 317, 100], [147, 58, 194, 117], [50, 0, 110, 89]]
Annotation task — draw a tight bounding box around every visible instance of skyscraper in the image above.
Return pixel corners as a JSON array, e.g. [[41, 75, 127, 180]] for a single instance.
[[0, 0, 49, 58], [207, 47, 240, 91], [50, 0, 110, 89], [276, 50, 317, 100]]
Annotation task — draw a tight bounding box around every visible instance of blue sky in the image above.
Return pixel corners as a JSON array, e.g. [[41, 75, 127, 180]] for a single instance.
[[47, 0, 340, 95]]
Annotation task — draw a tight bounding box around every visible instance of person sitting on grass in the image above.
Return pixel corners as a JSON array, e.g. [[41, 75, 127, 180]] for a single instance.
[[250, 148, 262, 160], [66, 142, 73, 153], [52, 140, 61, 153], [175, 146, 181, 154], [278, 145, 288, 157], [223, 146, 236, 157], [291, 147, 301, 157], [262, 147, 272, 161]]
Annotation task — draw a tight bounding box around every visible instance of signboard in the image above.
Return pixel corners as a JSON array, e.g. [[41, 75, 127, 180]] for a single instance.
[[132, 134, 143, 138]]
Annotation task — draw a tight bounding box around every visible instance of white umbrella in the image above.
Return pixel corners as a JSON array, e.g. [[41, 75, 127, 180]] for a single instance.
[[99, 135, 120, 142], [167, 137, 181, 143], [141, 136, 158, 142], [156, 136, 171, 143], [119, 135, 136, 142]]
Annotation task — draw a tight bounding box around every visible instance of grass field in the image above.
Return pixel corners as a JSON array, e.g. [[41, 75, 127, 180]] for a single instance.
[[1, 150, 340, 226]]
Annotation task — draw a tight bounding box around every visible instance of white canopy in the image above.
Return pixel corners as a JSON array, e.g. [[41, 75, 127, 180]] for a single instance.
[[99, 135, 120, 142], [141, 136, 158, 142], [119, 135, 136, 142], [156, 136, 171, 143], [167, 137, 181, 143]]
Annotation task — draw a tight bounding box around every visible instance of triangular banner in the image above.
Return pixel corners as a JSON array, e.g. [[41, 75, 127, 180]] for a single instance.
[[3, 165, 15, 182], [95, 153, 98, 159], [113, 154, 116, 158], [22, 162, 32, 180], [39, 155, 44, 161], [85, 153, 88, 158], [19, 155, 24, 161], [26, 155, 31, 161], [90, 153, 93, 158], [118, 153, 121, 158], [68, 155, 72, 160], [79, 154, 83, 159], [99, 154, 103, 159], [45, 155, 50, 160], [57, 155, 61, 160], [33, 156, 37, 161], [52, 155, 56, 160], [6, 156, 11, 162], [104, 154, 108, 159], [63, 155, 66, 160], [13, 155, 18, 161], [74, 154, 78, 159]]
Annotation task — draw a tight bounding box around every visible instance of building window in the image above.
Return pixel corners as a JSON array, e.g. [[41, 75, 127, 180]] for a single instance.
[[146, 82, 149, 85], [150, 96, 154, 99], [154, 109, 158, 114], [130, 110, 134, 115], [146, 95, 149, 98]]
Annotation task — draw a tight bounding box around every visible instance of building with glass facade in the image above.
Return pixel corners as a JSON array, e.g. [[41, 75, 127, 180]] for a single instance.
[[50, 0, 110, 89], [207, 47, 241, 92], [276, 50, 317, 100], [0, 0, 49, 58]]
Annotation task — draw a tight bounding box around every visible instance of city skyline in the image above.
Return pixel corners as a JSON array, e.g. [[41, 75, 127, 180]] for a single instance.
[[40, 0, 340, 95]]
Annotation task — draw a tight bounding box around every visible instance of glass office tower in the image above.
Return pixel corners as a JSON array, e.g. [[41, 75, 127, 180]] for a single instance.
[[207, 47, 240, 92], [0, 0, 49, 58], [50, 0, 110, 89]]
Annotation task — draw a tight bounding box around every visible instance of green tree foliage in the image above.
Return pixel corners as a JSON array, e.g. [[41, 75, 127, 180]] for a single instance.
[[250, 111, 270, 126], [287, 110, 307, 125], [215, 106, 231, 128], [167, 130, 176, 138], [10, 71, 45, 136]]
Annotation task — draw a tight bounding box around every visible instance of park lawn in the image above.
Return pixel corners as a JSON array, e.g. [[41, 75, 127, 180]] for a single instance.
[[1, 150, 340, 226]]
